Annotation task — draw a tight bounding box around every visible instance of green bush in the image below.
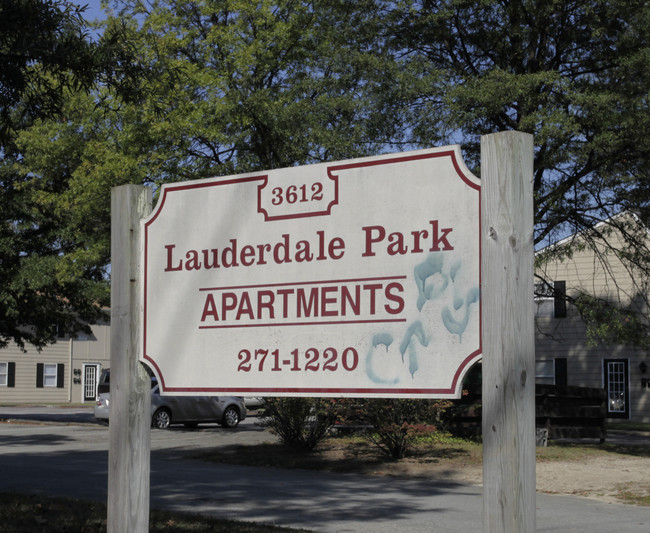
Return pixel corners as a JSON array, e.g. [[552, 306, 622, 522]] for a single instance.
[[338, 399, 450, 459], [260, 397, 339, 451]]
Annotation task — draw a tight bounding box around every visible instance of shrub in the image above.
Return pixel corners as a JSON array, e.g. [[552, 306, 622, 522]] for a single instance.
[[260, 397, 339, 451], [339, 398, 450, 459]]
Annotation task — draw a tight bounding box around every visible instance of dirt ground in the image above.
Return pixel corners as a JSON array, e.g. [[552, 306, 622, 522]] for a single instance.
[[359, 450, 650, 504], [418, 454, 650, 504], [316, 436, 650, 505], [206, 428, 650, 506], [534, 454, 650, 503]]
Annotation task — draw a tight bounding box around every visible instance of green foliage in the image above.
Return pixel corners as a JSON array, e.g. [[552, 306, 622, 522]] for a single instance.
[[260, 397, 339, 451], [0, 2, 111, 349], [339, 399, 449, 459], [0, 2, 166, 349], [0, 0, 95, 144], [2, 0, 402, 349], [387, 0, 650, 246], [383, 0, 650, 347], [3, 0, 650, 350], [0, 1, 141, 145], [102, 0, 398, 177], [574, 292, 650, 348]]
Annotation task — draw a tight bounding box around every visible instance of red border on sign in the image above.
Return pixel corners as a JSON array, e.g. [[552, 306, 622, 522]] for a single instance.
[[256, 173, 339, 221], [142, 148, 482, 397]]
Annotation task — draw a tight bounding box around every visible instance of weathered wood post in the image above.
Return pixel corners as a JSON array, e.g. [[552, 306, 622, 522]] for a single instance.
[[108, 184, 153, 532], [481, 131, 535, 532]]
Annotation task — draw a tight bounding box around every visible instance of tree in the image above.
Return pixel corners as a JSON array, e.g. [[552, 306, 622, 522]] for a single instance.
[[0, 1, 143, 349], [387, 0, 650, 239], [1, 0, 401, 349], [101, 0, 400, 176], [6, 0, 649, 349], [383, 0, 650, 342], [0, 0, 99, 145]]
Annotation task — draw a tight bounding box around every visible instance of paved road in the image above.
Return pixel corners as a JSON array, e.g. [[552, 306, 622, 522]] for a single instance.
[[1, 407, 649, 532]]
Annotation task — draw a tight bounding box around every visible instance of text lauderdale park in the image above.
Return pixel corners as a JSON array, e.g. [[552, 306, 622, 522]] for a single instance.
[[163, 220, 455, 273]]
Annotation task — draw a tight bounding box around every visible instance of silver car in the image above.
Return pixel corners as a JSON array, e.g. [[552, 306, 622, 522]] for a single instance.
[[94, 381, 246, 429]]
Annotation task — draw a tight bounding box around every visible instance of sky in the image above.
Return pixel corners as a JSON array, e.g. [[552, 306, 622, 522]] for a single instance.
[[70, 0, 108, 23]]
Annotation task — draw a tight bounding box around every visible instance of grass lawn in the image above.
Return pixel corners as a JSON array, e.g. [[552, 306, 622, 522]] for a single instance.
[[195, 431, 650, 474], [0, 492, 309, 533]]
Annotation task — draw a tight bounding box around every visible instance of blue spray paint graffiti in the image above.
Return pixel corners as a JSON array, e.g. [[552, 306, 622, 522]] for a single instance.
[[399, 321, 429, 377], [366, 333, 400, 384], [365, 252, 479, 383], [441, 287, 480, 342], [415, 253, 478, 340], [414, 253, 448, 311]]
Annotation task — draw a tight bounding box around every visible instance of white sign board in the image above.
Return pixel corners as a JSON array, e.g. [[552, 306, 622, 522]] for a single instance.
[[142, 146, 481, 398]]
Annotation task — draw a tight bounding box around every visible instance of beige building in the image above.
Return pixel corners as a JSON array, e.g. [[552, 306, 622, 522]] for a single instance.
[[535, 213, 650, 423], [0, 323, 110, 404]]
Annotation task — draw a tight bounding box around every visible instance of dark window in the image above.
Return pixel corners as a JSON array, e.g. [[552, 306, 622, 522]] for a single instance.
[[553, 281, 567, 318], [554, 358, 567, 386], [535, 357, 568, 386], [57, 363, 64, 388]]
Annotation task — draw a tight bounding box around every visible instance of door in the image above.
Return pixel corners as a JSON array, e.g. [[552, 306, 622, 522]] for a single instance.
[[83, 364, 101, 402], [604, 359, 630, 419]]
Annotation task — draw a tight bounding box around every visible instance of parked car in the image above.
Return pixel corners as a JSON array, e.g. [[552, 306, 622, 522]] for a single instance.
[[94, 379, 246, 429], [243, 396, 265, 409], [97, 368, 110, 396]]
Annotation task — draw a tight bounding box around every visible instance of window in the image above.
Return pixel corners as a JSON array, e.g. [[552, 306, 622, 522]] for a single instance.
[[534, 280, 566, 318], [604, 359, 629, 419], [43, 364, 57, 387], [36, 363, 64, 388], [535, 360, 555, 384], [0, 362, 15, 388], [534, 282, 554, 317], [535, 358, 567, 386]]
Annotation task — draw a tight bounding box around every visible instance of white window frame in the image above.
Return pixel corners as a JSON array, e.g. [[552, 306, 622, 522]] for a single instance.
[[534, 282, 555, 317], [0, 362, 7, 387], [535, 360, 555, 384], [43, 363, 58, 387], [82, 363, 101, 401], [604, 359, 630, 418]]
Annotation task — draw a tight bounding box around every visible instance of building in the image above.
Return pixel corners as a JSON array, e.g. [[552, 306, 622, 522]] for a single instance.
[[0, 323, 110, 404], [535, 213, 650, 423]]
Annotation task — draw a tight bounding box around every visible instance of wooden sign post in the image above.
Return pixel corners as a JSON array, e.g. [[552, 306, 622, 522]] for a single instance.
[[108, 184, 153, 533], [481, 131, 535, 532], [107, 132, 535, 532]]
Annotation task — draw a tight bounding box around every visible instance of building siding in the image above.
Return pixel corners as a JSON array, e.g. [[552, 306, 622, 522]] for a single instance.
[[0, 341, 70, 403], [0, 324, 110, 404], [535, 214, 650, 423]]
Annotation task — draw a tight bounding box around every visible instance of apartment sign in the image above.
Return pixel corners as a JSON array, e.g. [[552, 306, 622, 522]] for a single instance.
[[142, 147, 481, 398]]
